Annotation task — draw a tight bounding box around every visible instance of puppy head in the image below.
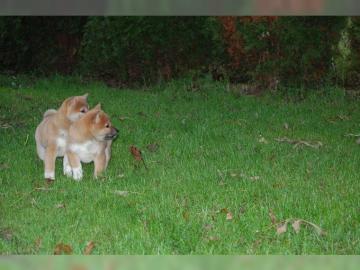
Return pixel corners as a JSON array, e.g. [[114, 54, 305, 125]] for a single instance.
[[89, 104, 118, 141], [64, 93, 89, 122]]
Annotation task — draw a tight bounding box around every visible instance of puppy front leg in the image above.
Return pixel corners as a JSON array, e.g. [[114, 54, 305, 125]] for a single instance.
[[44, 144, 57, 180], [63, 154, 72, 177], [67, 151, 83, 181], [94, 151, 106, 178]]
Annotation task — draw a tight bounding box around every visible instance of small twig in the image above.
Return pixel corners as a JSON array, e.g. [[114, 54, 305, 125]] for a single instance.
[[275, 137, 323, 149], [344, 133, 360, 137]]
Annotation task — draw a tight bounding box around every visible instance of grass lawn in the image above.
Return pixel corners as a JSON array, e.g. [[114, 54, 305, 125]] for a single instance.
[[0, 76, 359, 254]]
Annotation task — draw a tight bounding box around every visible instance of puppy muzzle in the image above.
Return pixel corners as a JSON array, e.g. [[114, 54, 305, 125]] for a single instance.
[[104, 127, 119, 140]]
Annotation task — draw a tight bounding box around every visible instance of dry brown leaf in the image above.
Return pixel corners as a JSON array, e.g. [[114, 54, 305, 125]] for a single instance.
[[292, 219, 302, 234], [276, 222, 288, 235], [119, 116, 130, 121], [226, 212, 233, 220], [147, 143, 159, 153], [203, 223, 214, 231], [1, 228, 13, 241], [219, 208, 228, 214], [55, 203, 65, 209], [206, 236, 220, 241], [114, 190, 129, 197], [83, 241, 95, 255], [182, 211, 190, 221], [269, 209, 277, 225], [35, 187, 53, 192], [54, 243, 73, 255], [130, 145, 148, 169], [35, 237, 42, 251]]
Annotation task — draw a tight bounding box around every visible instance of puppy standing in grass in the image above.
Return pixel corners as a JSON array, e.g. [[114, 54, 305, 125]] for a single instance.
[[35, 94, 89, 180], [66, 104, 118, 180]]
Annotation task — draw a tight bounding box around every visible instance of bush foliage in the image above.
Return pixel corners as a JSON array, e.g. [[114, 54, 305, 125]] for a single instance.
[[0, 16, 358, 89], [80, 17, 224, 85]]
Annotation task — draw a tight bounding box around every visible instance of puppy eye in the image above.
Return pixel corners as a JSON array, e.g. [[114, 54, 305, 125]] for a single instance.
[[105, 124, 110, 128], [80, 108, 86, 113]]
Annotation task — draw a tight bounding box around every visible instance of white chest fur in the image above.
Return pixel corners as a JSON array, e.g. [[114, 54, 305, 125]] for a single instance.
[[69, 140, 101, 163]]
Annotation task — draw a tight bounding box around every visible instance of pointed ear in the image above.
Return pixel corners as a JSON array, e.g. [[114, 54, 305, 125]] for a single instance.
[[93, 103, 101, 111], [82, 93, 88, 99], [94, 111, 101, 123]]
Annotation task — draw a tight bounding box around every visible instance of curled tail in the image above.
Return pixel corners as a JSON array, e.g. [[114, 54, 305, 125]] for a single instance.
[[43, 109, 57, 118]]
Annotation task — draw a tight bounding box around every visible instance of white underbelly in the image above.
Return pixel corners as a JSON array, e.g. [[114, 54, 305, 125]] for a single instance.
[[56, 130, 67, 157], [69, 141, 101, 163]]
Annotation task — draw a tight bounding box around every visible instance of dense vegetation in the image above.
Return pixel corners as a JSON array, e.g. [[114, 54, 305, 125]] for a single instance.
[[0, 16, 359, 90]]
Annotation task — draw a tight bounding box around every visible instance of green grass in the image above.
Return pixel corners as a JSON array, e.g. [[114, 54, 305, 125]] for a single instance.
[[0, 76, 359, 254]]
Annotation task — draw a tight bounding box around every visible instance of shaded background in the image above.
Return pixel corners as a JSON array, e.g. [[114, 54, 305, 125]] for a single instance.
[[1, 0, 360, 15], [1, 16, 360, 93]]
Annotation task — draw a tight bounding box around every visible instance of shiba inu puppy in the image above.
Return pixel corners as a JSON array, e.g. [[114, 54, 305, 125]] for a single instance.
[[66, 104, 118, 180], [35, 94, 89, 180]]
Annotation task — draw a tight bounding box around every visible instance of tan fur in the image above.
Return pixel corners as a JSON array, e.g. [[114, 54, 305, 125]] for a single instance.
[[35, 94, 89, 180], [66, 104, 118, 180]]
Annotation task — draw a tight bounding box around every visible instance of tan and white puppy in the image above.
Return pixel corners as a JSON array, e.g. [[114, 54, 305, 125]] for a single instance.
[[35, 94, 89, 180], [66, 104, 118, 180]]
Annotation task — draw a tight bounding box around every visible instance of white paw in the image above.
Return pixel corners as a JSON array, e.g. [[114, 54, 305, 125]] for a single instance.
[[63, 155, 72, 177], [45, 171, 55, 180], [72, 167, 83, 181], [63, 165, 72, 177]]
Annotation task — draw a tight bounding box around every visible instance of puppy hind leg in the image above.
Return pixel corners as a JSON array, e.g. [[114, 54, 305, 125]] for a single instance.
[[44, 144, 57, 180]]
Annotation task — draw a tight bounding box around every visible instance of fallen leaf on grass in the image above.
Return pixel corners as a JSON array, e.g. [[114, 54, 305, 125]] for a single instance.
[[0, 228, 13, 241], [114, 190, 142, 197], [182, 211, 190, 221], [258, 135, 268, 144], [269, 209, 277, 225], [203, 224, 214, 231], [276, 218, 326, 236], [119, 116, 130, 121], [219, 208, 229, 214], [292, 219, 302, 234], [35, 187, 53, 192], [275, 137, 323, 149], [277, 221, 289, 235], [130, 145, 148, 169], [35, 237, 42, 251], [83, 241, 95, 255], [249, 176, 260, 181], [283, 123, 289, 130], [205, 236, 220, 242], [114, 190, 129, 197], [45, 178, 55, 185], [146, 143, 159, 153], [54, 243, 73, 255], [55, 203, 65, 209], [226, 212, 233, 220]]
